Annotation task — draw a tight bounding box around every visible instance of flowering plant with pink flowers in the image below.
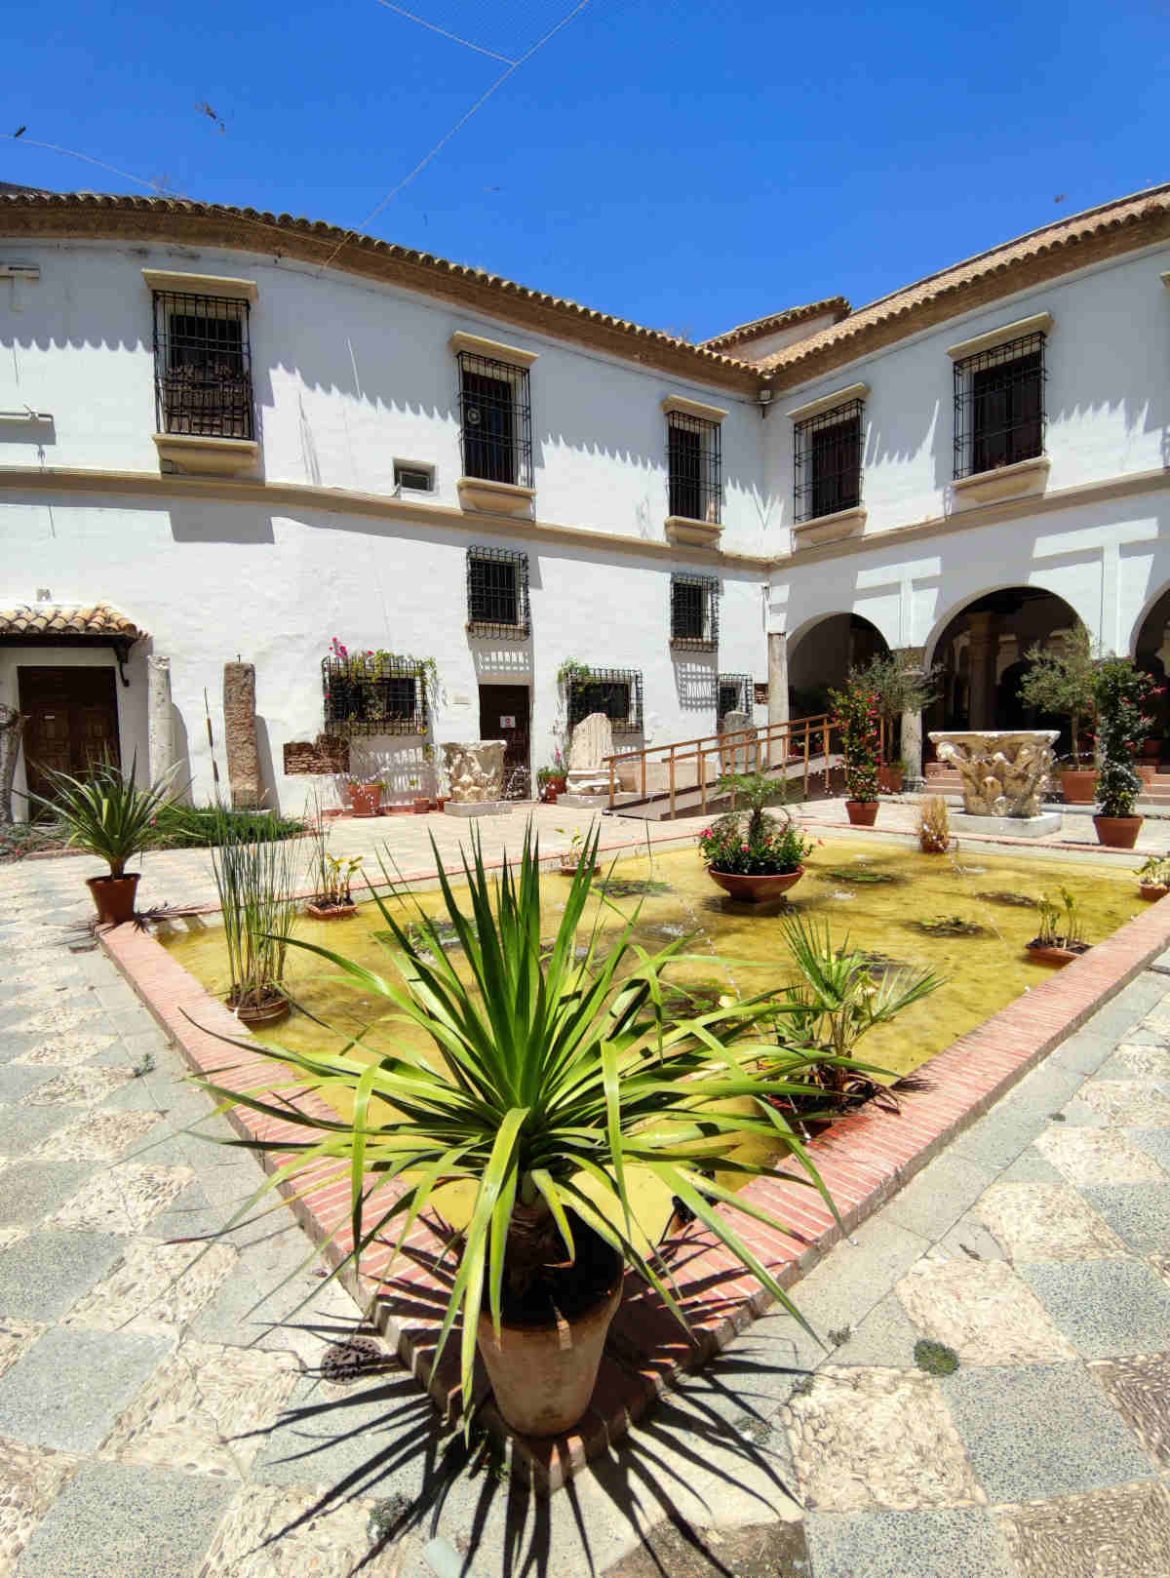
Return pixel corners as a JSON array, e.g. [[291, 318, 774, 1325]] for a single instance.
[[829, 679, 882, 803], [697, 772, 813, 875]]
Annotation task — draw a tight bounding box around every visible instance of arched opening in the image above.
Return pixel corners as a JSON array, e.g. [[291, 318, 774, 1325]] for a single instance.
[[1132, 588, 1170, 759], [925, 587, 1082, 751], [788, 613, 888, 717]]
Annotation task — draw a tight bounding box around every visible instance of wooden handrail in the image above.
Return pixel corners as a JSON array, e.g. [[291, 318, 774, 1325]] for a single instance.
[[602, 713, 840, 812]]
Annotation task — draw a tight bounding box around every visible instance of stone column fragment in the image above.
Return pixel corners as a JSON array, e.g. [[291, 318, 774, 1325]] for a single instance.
[[224, 662, 261, 810], [147, 655, 174, 787]]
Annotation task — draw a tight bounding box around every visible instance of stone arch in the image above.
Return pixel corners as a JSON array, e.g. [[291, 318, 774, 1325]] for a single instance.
[[923, 585, 1083, 750], [1130, 584, 1170, 756], [787, 612, 890, 717]]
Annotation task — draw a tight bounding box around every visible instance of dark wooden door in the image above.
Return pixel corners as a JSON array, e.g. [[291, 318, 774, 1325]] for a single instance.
[[18, 667, 120, 812], [478, 684, 530, 800]]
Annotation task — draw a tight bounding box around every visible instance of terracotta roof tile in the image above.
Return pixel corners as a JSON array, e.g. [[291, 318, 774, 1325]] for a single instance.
[[0, 603, 145, 640]]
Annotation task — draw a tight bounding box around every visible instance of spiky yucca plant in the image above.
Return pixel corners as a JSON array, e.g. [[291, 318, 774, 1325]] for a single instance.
[[201, 824, 845, 1417], [30, 758, 175, 875]]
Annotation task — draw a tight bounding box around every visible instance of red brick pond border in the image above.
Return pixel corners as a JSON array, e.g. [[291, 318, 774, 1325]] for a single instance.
[[101, 874, 1170, 1493]]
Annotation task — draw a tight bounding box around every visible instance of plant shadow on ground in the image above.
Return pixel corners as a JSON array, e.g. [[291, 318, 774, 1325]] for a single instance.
[[230, 1269, 812, 1577]]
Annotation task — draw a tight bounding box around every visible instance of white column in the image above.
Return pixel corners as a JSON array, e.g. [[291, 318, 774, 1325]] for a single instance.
[[147, 655, 174, 786], [767, 631, 789, 728]]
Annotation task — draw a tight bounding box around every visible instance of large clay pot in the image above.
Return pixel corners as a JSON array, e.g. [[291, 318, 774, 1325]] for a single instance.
[[1094, 814, 1142, 849], [1025, 941, 1087, 968], [1060, 769, 1097, 805], [708, 866, 804, 904], [477, 1276, 623, 1437], [877, 766, 904, 794], [85, 873, 140, 926], [845, 801, 879, 827], [346, 783, 382, 818], [1139, 882, 1169, 902]]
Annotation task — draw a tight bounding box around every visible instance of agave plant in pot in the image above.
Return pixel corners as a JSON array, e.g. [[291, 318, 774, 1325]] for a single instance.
[[829, 678, 882, 825], [199, 824, 838, 1438], [211, 822, 297, 1025], [699, 771, 814, 904], [31, 760, 176, 924], [1092, 659, 1156, 848]]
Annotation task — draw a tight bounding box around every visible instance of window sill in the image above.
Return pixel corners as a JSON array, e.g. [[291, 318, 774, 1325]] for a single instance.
[[669, 637, 717, 652], [952, 454, 1049, 506], [664, 515, 722, 548], [793, 505, 866, 547], [153, 434, 260, 477], [457, 476, 535, 517]]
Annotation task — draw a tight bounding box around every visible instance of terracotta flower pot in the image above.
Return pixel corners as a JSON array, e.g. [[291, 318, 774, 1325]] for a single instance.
[[411, 797, 431, 815], [1094, 814, 1142, 849], [85, 872, 140, 926], [477, 1275, 623, 1437], [1141, 737, 1161, 761], [845, 801, 879, 827], [877, 766, 904, 794], [1139, 882, 1169, 902], [708, 866, 805, 904], [346, 784, 382, 818], [1060, 769, 1098, 805], [229, 989, 290, 1027], [305, 900, 357, 920], [1025, 940, 1089, 967]]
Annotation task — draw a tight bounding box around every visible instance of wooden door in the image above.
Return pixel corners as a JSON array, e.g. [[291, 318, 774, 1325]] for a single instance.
[[478, 684, 530, 800], [18, 667, 120, 812]]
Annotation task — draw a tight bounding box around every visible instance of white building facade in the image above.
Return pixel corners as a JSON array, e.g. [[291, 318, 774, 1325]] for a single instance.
[[1, 185, 1169, 812]]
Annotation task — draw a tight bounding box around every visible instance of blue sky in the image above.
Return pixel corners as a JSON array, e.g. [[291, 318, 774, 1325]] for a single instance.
[[4, 0, 1167, 341]]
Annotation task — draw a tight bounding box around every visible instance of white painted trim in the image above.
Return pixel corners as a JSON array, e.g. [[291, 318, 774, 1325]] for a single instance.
[[141, 268, 259, 302], [661, 394, 728, 423], [946, 311, 1054, 360], [785, 382, 870, 423], [449, 330, 538, 367]]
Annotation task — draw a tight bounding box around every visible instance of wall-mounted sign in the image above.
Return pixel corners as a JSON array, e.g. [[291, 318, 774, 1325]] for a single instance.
[[500, 715, 516, 729]]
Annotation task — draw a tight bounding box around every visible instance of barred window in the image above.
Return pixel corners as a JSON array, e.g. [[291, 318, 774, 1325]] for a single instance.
[[954, 332, 1045, 479], [458, 352, 532, 487], [670, 574, 719, 649], [152, 291, 253, 440], [567, 668, 644, 734], [322, 657, 428, 736], [717, 674, 752, 720], [794, 399, 863, 523], [466, 546, 530, 639], [667, 412, 722, 524]]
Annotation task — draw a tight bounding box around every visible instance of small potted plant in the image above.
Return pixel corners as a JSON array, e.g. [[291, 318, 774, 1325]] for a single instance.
[[345, 777, 383, 818], [1018, 624, 1099, 803], [304, 803, 362, 920], [211, 827, 297, 1024], [852, 654, 940, 794], [557, 827, 600, 877], [1093, 658, 1157, 848], [538, 755, 568, 804], [698, 772, 813, 903], [878, 757, 911, 794], [1025, 887, 1090, 967], [829, 679, 882, 826], [918, 795, 951, 854], [408, 774, 431, 815], [31, 760, 176, 925], [1137, 855, 1170, 901]]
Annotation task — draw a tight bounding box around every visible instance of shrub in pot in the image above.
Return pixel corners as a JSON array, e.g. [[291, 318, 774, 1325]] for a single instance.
[[1092, 658, 1156, 848], [829, 679, 882, 825], [698, 771, 813, 903], [851, 653, 941, 787], [31, 760, 176, 924], [200, 824, 836, 1437], [1017, 624, 1099, 802]]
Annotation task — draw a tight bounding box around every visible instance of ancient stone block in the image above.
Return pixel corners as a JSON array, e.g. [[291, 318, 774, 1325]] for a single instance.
[[282, 735, 350, 776], [223, 661, 261, 810]]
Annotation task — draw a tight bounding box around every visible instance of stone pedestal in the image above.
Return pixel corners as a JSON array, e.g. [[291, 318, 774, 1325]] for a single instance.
[[147, 655, 174, 787], [565, 712, 615, 796], [224, 661, 261, 810], [953, 811, 1062, 839], [929, 730, 1059, 818], [443, 800, 512, 818], [442, 741, 506, 803]]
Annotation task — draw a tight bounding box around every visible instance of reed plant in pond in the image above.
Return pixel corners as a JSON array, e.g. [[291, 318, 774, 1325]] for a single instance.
[[198, 823, 849, 1430], [210, 816, 297, 1016]]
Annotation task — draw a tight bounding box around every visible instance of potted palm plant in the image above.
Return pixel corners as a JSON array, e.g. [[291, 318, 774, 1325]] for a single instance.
[[211, 822, 297, 1025], [198, 825, 838, 1438], [1017, 624, 1099, 803], [31, 759, 175, 924], [1093, 658, 1156, 848], [829, 679, 882, 825], [698, 772, 813, 903]]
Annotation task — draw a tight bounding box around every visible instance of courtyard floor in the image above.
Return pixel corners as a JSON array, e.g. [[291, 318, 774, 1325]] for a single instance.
[[1, 811, 1169, 1575]]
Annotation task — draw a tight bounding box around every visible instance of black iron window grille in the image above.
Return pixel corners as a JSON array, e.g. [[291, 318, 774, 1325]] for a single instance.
[[568, 668, 644, 735], [667, 411, 722, 524], [953, 331, 1046, 479], [466, 546, 530, 639], [793, 399, 863, 523], [322, 656, 428, 737], [152, 290, 254, 440], [670, 574, 719, 650], [718, 673, 753, 721], [458, 352, 532, 487]]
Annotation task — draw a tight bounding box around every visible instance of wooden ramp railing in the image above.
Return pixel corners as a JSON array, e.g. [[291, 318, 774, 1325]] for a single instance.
[[603, 713, 839, 817]]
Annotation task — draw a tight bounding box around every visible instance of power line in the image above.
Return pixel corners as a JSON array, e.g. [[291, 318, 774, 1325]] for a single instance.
[[373, 1, 517, 63], [314, 0, 591, 274]]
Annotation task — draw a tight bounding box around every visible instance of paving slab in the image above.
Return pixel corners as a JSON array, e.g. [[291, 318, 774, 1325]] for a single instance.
[[975, 1181, 1127, 1261], [804, 1507, 1015, 1578], [1019, 1258, 1170, 1357], [0, 1230, 125, 1321], [895, 1256, 1075, 1364], [1086, 1351, 1170, 1468], [0, 1325, 171, 1453], [994, 1481, 1170, 1578]]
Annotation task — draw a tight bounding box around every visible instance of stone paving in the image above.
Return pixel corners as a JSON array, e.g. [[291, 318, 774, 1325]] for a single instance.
[[1, 831, 1170, 1576]]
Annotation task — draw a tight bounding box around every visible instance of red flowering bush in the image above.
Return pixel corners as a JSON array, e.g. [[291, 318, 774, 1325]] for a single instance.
[[829, 680, 882, 802], [697, 772, 813, 874]]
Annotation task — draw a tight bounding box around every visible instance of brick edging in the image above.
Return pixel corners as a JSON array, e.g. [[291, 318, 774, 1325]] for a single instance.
[[100, 886, 1170, 1493]]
